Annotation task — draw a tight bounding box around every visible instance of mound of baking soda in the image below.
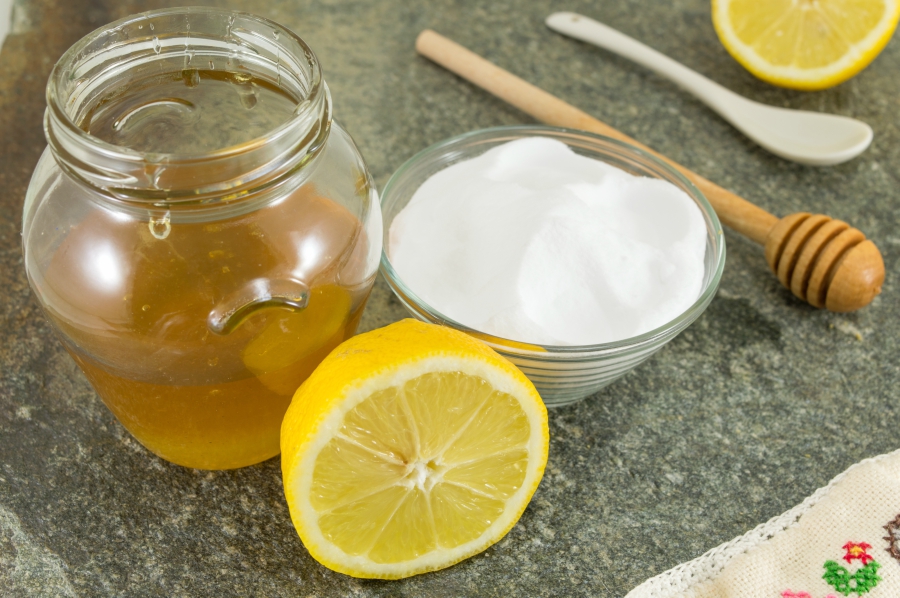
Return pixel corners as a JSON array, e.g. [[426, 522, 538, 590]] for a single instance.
[[388, 137, 708, 346]]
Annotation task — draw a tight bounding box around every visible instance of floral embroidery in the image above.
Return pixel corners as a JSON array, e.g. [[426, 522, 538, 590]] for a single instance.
[[884, 514, 900, 564], [843, 542, 875, 565], [781, 590, 838, 598], [823, 560, 881, 596]]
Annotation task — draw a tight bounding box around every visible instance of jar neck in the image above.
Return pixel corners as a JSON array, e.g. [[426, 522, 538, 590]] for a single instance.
[[44, 7, 331, 211]]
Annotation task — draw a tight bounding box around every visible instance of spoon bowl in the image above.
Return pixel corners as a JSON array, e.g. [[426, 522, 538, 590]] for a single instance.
[[722, 99, 873, 166]]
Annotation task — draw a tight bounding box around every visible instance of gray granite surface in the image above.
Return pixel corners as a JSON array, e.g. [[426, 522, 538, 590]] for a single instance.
[[2, 0, 899, 596]]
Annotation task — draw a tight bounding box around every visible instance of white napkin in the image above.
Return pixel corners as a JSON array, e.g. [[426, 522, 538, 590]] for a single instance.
[[626, 449, 900, 598]]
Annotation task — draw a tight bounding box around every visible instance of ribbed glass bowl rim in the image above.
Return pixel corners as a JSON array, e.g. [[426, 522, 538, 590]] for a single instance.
[[379, 125, 726, 356]]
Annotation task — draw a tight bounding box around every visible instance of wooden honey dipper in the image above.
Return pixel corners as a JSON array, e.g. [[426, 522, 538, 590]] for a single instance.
[[416, 30, 885, 312]]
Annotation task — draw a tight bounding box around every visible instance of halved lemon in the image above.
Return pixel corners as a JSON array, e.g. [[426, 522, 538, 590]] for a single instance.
[[712, 0, 900, 90], [280, 319, 549, 579]]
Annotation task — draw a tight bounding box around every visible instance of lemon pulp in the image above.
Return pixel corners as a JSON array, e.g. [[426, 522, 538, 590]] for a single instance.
[[312, 371, 531, 563], [713, 0, 900, 89]]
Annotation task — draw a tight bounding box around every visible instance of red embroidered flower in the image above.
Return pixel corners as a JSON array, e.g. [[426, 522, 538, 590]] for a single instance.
[[842, 541, 874, 565]]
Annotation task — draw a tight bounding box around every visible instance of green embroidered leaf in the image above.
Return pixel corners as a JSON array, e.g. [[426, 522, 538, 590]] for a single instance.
[[822, 560, 882, 596], [853, 562, 881, 594], [823, 560, 853, 596]]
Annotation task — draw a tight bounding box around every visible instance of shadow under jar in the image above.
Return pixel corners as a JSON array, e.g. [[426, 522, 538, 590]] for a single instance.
[[22, 8, 382, 470]]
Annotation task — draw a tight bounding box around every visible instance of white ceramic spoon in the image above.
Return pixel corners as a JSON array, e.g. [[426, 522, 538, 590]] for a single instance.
[[546, 12, 873, 166]]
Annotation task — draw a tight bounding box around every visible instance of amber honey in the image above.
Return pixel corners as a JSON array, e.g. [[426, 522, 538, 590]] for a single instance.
[[41, 187, 372, 470], [25, 19, 380, 470], [47, 70, 367, 469]]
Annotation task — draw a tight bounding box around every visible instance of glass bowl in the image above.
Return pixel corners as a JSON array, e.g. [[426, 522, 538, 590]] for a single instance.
[[379, 126, 725, 407]]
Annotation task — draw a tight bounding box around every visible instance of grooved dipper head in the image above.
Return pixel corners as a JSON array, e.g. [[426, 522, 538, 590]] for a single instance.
[[764, 212, 884, 312]]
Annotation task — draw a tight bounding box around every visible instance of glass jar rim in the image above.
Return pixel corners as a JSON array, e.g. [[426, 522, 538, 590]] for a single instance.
[[44, 7, 330, 205]]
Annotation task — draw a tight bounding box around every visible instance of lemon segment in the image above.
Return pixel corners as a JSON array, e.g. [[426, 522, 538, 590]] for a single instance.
[[713, 0, 900, 90], [281, 319, 549, 579]]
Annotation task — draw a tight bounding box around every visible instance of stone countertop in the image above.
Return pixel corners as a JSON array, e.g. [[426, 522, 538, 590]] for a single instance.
[[1, 1, 898, 596]]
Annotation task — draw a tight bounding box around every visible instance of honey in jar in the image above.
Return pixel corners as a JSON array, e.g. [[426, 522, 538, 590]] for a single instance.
[[22, 8, 381, 469]]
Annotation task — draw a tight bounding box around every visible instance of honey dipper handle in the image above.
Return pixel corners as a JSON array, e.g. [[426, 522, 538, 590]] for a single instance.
[[415, 29, 779, 244]]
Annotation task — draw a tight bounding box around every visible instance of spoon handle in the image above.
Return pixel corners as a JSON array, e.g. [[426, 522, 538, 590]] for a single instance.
[[545, 12, 744, 122], [415, 29, 776, 243]]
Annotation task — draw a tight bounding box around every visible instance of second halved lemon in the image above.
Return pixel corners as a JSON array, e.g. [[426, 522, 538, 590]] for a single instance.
[[713, 0, 900, 90], [281, 319, 549, 579]]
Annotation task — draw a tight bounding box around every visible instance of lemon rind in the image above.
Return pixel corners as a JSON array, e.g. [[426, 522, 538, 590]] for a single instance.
[[284, 354, 549, 579], [712, 0, 900, 90]]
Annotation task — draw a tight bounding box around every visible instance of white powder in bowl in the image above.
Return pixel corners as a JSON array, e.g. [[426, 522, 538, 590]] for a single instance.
[[388, 137, 708, 346]]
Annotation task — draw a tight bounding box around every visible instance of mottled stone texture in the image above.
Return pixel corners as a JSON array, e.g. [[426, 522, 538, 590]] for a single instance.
[[1, 0, 899, 596]]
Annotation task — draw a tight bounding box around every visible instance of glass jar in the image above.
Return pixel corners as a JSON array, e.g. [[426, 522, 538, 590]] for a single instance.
[[21, 8, 382, 470]]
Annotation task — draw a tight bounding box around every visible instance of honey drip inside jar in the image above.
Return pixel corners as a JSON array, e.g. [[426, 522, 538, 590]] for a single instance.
[[38, 65, 373, 470]]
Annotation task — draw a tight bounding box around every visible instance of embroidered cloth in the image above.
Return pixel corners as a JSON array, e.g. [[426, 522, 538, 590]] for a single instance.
[[626, 449, 900, 598]]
